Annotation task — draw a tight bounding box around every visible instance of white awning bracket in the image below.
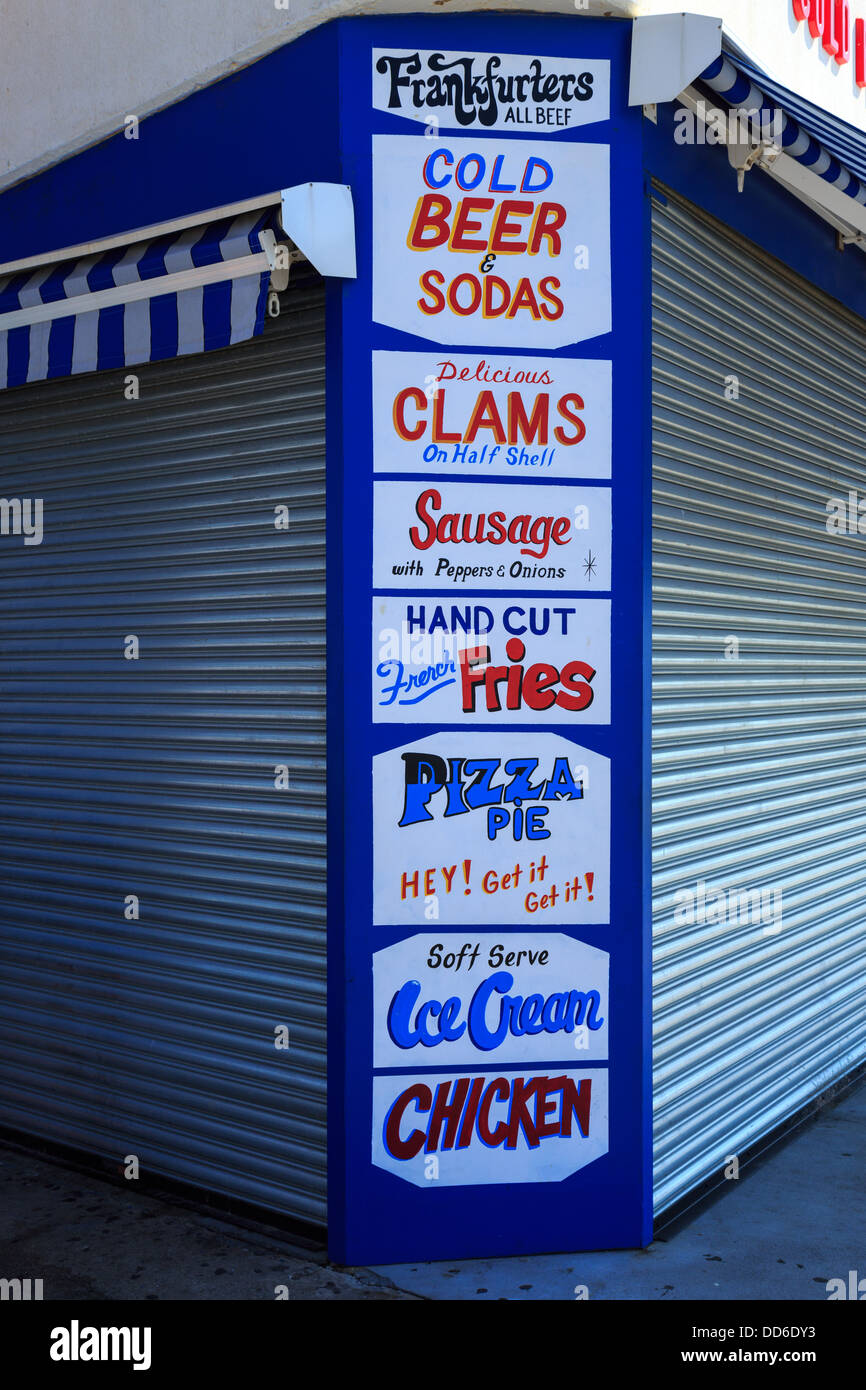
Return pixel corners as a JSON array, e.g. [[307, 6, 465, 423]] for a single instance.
[[629, 13, 723, 108], [279, 183, 357, 280]]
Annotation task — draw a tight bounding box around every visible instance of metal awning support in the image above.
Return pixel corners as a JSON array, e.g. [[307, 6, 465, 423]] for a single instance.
[[677, 43, 866, 251], [633, 14, 866, 249], [0, 180, 356, 390], [676, 85, 866, 250], [700, 54, 866, 207]]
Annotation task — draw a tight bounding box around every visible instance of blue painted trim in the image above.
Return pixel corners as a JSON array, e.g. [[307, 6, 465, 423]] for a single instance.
[[639, 162, 655, 1246], [325, 264, 349, 1257], [328, 11, 652, 1265]]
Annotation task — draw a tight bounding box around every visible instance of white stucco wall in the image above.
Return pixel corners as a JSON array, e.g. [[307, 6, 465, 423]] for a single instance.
[[2, 1, 864, 192], [0, 0, 636, 192]]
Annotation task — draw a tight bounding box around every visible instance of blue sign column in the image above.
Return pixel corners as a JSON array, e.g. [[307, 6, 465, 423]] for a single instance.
[[327, 13, 652, 1265]]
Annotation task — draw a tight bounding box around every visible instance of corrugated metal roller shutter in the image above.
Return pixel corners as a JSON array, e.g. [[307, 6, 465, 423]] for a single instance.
[[652, 188, 866, 1214], [0, 263, 327, 1225]]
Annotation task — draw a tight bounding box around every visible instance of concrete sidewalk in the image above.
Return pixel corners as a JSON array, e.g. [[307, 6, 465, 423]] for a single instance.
[[0, 1145, 412, 1301], [0, 1077, 862, 1301], [374, 1079, 866, 1300]]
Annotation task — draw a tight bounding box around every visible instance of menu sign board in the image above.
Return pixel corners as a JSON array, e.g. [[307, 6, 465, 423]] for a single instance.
[[329, 15, 649, 1266], [371, 49, 611, 132], [372, 133, 611, 348], [372, 595, 611, 725], [372, 350, 613, 480]]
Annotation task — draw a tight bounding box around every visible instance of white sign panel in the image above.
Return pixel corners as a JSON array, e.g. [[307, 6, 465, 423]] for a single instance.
[[372, 49, 611, 133], [372, 479, 611, 592], [372, 350, 612, 480], [372, 731, 610, 926], [372, 134, 611, 348], [372, 595, 611, 724], [373, 1066, 608, 1187], [373, 933, 609, 1068]]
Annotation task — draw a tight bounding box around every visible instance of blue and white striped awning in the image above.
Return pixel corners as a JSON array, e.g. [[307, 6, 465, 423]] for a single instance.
[[700, 51, 866, 210], [0, 209, 279, 391]]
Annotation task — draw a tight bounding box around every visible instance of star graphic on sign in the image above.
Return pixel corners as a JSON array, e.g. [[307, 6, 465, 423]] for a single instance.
[[583, 551, 598, 581]]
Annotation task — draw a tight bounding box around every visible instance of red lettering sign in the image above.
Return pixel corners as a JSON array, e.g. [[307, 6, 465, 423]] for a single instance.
[[459, 640, 596, 714], [383, 1073, 594, 1157], [824, 0, 839, 55], [793, 0, 854, 65], [793, 0, 817, 32], [392, 385, 586, 447], [409, 486, 573, 560], [838, 1, 852, 62]]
